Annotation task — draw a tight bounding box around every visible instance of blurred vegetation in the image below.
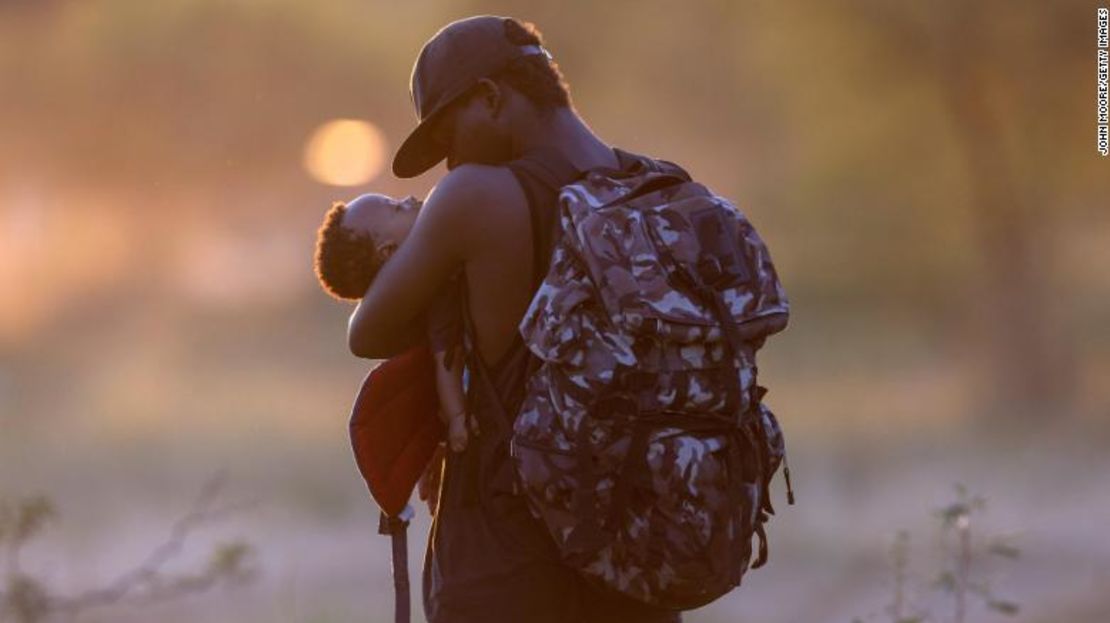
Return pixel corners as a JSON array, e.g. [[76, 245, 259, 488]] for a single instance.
[[852, 485, 1021, 623], [0, 477, 255, 622], [1, 0, 1105, 437]]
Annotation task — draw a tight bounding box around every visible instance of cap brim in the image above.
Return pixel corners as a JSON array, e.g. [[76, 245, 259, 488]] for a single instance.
[[392, 110, 448, 179]]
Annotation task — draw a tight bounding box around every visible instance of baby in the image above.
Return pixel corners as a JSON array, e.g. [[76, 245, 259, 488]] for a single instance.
[[314, 193, 470, 453]]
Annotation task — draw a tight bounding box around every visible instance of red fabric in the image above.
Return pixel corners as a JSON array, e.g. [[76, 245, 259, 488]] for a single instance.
[[349, 344, 445, 518]]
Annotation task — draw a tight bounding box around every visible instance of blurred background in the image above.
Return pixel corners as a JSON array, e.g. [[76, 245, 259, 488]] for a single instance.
[[1, 0, 1107, 621]]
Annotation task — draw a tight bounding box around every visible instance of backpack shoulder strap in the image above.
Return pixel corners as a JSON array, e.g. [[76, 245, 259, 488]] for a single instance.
[[611, 147, 694, 182], [510, 146, 582, 193]]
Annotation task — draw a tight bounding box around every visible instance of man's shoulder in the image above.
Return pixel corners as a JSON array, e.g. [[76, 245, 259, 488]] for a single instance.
[[416, 164, 528, 257], [428, 163, 525, 213]]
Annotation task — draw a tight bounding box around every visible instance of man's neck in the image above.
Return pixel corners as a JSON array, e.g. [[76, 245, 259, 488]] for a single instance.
[[512, 107, 620, 171]]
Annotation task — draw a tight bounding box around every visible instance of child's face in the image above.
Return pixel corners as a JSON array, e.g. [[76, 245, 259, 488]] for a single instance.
[[342, 193, 422, 249]]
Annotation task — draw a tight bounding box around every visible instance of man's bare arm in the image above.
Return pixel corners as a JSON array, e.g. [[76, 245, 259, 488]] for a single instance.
[[346, 164, 514, 358]]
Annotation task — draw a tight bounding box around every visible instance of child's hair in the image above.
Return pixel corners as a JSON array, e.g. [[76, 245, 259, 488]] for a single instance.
[[313, 201, 385, 301]]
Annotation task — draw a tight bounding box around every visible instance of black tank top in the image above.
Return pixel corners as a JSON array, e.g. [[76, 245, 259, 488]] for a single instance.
[[420, 147, 581, 612], [422, 146, 661, 621], [468, 146, 581, 419]]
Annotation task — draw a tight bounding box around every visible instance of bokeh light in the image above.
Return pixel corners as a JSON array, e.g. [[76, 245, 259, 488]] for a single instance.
[[302, 119, 387, 186]]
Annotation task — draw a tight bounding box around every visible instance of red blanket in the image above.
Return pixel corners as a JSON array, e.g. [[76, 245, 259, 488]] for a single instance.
[[348, 344, 445, 518]]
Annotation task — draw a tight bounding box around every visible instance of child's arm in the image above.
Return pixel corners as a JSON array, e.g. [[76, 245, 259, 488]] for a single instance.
[[427, 274, 469, 452], [433, 348, 469, 453]]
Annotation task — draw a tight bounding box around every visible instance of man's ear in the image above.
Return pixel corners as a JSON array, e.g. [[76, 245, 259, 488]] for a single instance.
[[475, 78, 504, 117]]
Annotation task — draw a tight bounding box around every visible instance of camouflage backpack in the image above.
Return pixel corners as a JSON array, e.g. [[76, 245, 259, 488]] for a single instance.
[[511, 148, 794, 610]]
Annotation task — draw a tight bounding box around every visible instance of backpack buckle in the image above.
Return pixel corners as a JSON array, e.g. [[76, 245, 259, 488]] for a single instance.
[[697, 255, 724, 287], [640, 317, 663, 337]]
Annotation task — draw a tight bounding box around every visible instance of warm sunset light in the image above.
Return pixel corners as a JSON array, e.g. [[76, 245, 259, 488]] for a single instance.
[[302, 119, 386, 186], [3, 5, 1103, 622]]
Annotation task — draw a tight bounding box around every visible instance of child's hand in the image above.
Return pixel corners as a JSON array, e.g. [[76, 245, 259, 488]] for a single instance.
[[447, 411, 469, 453]]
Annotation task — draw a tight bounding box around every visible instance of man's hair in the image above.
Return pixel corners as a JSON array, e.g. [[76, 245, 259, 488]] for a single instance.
[[493, 18, 572, 112], [313, 201, 384, 301]]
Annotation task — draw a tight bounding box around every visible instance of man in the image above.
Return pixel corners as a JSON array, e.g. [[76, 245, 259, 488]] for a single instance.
[[347, 15, 682, 623]]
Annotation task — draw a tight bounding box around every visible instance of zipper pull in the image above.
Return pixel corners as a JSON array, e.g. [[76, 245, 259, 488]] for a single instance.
[[783, 455, 796, 505]]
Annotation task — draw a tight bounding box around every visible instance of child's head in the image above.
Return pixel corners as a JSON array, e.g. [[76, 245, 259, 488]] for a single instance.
[[314, 193, 423, 300]]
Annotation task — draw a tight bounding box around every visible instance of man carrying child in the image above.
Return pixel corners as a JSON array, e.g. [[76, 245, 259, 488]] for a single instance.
[[343, 15, 682, 623]]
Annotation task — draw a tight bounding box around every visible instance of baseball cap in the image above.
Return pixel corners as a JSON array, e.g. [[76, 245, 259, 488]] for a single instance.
[[391, 15, 551, 178]]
